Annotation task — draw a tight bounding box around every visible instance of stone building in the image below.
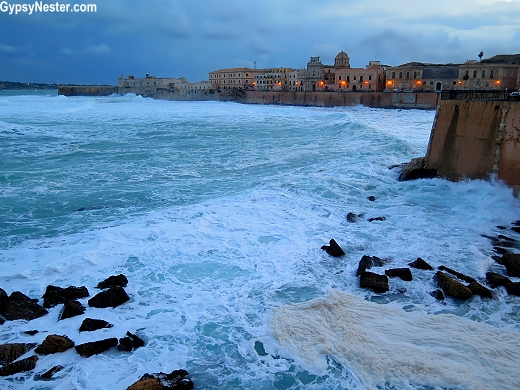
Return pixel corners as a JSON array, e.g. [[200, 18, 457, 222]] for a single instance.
[[385, 63, 459, 92], [253, 68, 294, 91], [118, 74, 189, 95], [209, 68, 261, 89], [302, 56, 325, 91], [457, 61, 519, 91]]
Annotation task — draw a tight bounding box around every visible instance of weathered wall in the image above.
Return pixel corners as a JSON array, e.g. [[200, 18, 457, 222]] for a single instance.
[[425, 100, 520, 187], [58, 86, 118, 96]]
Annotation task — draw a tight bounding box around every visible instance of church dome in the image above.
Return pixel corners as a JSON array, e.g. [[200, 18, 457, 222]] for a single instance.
[[335, 51, 349, 60], [334, 51, 350, 67]]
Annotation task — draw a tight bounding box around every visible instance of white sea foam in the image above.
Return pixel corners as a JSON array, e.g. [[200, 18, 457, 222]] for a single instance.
[[270, 290, 520, 389]]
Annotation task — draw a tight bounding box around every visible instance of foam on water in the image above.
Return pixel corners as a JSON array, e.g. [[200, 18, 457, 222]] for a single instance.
[[1, 92, 519, 389]]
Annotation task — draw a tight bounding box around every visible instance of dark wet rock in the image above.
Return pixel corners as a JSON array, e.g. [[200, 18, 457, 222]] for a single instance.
[[118, 331, 145, 352], [494, 247, 510, 255], [42, 285, 89, 308], [356, 255, 384, 276], [0, 291, 48, 321], [367, 216, 386, 222], [0, 288, 7, 304], [498, 234, 515, 242], [468, 281, 493, 299], [96, 274, 128, 289], [492, 255, 504, 264], [75, 338, 118, 358], [320, 239, 345, 257], [359, 272, 389, 293], [438, 265, 476, 284], [24, 330, 39, 336], [483, 234, 516, 248], [127, 369, 194, 390], [408, 257, 434, 270], [79, 318, 113, 332], [39, 365, 64, 379], [397, 157, 437, 181], [254, 341, 268, 356], [385, 268, 413, 281], [35, 335, 75, 355], [0, 317, 4, 325], [486, 272, 511, 288], [430, 289, 445, 300], [0, 343, 37, 365], [367, 196, 376, 202], [346, 212, 357, 223], [59, 300, 86, 321], [88, 287, 129, 308], [512, 226, 520, 234], [500, 253, 520, 277], [434, 271, 473, 300], [505, 282, 520, 296], [497, 225, 507, 230], [0, 355, 38, 377]]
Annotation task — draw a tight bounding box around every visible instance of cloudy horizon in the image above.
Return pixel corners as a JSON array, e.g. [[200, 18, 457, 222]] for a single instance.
[[1, 0, 519, 84]]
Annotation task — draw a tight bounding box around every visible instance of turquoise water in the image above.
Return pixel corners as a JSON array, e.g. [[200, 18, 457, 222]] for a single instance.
[[0, 91, 519, 389]]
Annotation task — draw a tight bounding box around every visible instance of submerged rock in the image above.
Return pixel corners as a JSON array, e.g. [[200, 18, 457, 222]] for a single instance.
[[434, 271, 472, 300], [35, 335, 75, 355], [88, 287, 129, 308], [79, 318, 113, 332], [346, 212, 357, 223], [96, 274, 128, 289], [320, 239, 345, 257], [118, 331, 145, 352], [430, 289, 445, 300], [39, 365, 64, 380], [367, 216, 386, 222], [397, 157, 437, 181], [42, 285, 89, 308], [408, 257, 434, 270], [359, 272, 389, 293], [0, 291, 48, 321], [0, 343, 37, 365], [127, 369, 194, 390], [367, 196, 376, 202], [59, 300, 86, 320], [356, 255, 384, 276], [500, 253, 520, 277], [0, 355, 38, 377], [385, 268, 413, 281], [75, 338, 118, 358]]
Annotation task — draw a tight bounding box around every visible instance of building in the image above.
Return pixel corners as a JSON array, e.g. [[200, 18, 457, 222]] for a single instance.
[[253, 68, 294, 91], [302, 56, 325, 91], [385, 63, 459, 92], [209, 68, 261, 89], [118, 74, 190, 95], [457, 60, 519, 91]]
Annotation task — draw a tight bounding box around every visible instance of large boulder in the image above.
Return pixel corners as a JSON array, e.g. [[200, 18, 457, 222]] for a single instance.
[[385, 268, 413, 281], [505, 282, 520, 296], [42, 285, 89, 308], [127, 369, 194, 390], [359, 272, 389, 293], [408, 258, 433, 270], [88, 287, 129, 308], [356, 255, 384, 276], [0, 343, 37, 365], [0, 355, 38, 376], [397, 157, 437, 181], [35, 335, 75, 355], [59, 300, 86, 320], [434, 271, 472, 300], [320, 239, 345, 257], [75, 338, 118, 358], [468, 281, 493, 299], [0, 291, 48, 321], [486, 272, 511, 288], [0, 288, 7, 304], [438, 265, 476, 284], [96, 274, 128, 289], [39, 365, 64, 379], [501, 253, 520, 277], [79, 318, 113, 332]]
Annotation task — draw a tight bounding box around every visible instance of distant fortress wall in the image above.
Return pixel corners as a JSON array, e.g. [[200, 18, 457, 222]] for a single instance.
[[58, 86, 118, 96], [425, 99, 520, 190]]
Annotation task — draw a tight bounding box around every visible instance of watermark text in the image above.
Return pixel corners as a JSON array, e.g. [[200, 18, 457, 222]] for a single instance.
[[0, 1, 97, 15]]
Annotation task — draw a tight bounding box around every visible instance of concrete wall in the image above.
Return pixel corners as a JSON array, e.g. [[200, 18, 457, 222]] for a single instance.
[[425, 100, 520, 187], [58, 86, 118, 96]]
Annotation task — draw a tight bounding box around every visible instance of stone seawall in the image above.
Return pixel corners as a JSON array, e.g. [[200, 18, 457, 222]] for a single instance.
[[58, 86, 118, 96], [425, 99, 520, 189]]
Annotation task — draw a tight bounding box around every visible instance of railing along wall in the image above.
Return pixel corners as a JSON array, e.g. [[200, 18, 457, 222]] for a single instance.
[[440, 90, 512, 101]]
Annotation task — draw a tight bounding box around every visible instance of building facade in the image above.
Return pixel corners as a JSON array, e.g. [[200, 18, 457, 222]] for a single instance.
[[385, 63, 459, 92], [209, 68, 260, 89], [457, 62, 519, 91]]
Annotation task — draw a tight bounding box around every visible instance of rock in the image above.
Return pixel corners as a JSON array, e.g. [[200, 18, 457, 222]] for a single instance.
[[75, 338, 118, 358], [501, 253, 520, 277], [0, 291, 48, 321], [59, 300, 86, 320], [385, 268, 413, 281], [127, 369, 194, 390], [434, 271, 473, 300], [468, 281, 493, 298], [512, 226, 520, 234], [0, 355, 38, 377], [35, 335, 75, 355], [408, 257, 434, 270], [96, 274, 128, 289], [346, 212, 357, 223], [356, 255, 384, 276], [367, 196, 376, 202], [486, 272, 511, 288], [430, 289, 445, 300], [0, 343, 37, 365], [42, 285, 89, 308], [23, 330, 38, 336], [494, 247, 509, 255], [0, 288, 7, 304], [118, 331, 145, 352], [397, 157, 437, 181], [79, 318, 113, 332], [88, 287, 130, 308], [359, 272, 389, 293], [505, 282, 520, 296], [367, 216, 386, 222], [320, 239, 345, 257], [0, 318, 4, 325], [438, 265, 476, 284], [39, 365, 64, 379]]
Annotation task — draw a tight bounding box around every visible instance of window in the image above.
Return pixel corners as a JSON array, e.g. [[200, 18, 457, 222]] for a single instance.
[[414, 71, 417, 78], [338, 76, 342, 80], [473, 70, 477, 78], [360, 76, 363, 82], [399, 72, 402, 78], [354, 76, 357, 80], [406, 71, 410, 78], [490, 70, 494, 78], [347, 76, 350, 82], [369, 75, 372, 80], [482, 70, 485, 77], [453, 81, 456, 85], [392, 72, 395, 78]]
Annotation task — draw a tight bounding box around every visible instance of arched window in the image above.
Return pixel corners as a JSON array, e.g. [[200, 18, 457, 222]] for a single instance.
[[473, 70, 477, 77], [392, 72, 395, 78], [490, 70, 494, 78], [482, 70, 485, 77], [399, 72, 402, 78]]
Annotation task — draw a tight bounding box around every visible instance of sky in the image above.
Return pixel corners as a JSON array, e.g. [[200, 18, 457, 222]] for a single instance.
[[1, 0, 519, 85]]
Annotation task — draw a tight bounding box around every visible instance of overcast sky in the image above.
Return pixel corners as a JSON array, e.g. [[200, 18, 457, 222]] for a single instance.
[[1, 0, 519, 84]]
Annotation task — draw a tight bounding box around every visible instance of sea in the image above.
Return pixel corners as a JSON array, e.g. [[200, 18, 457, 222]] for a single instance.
[[1, 90, 520, 390]]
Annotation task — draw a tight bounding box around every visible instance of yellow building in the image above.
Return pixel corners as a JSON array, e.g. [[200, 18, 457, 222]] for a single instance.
[[254, 68, 294, 91], [457, 61, 519, 91], [385, 63, 459, 92], [209, 68, 261, 89]]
